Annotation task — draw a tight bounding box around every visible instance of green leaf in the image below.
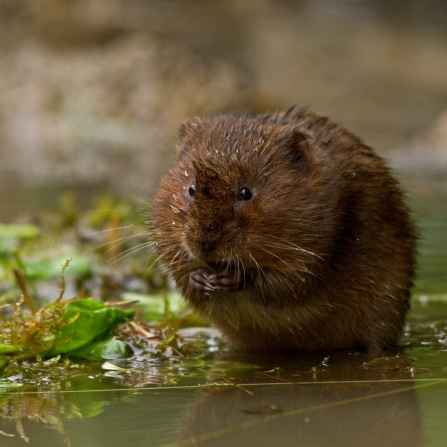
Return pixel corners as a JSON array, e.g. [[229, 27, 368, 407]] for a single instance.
[[22, 254, 92, 281], [121, 292, 185, 320], [44, 299, 135, 357], [0, 381, 22, 389], [0, 223, 40, 253], [0, 224, 40, 239], [67, 400, 104, 419], [102, 362, 128, 372], [0, 343, 21, 355], [63, 379, 113, 418], [0, 357, 8, 369], [70, 336, 130, 361]]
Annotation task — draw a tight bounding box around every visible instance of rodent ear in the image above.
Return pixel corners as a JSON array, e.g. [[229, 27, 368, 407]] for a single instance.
[[178, 121, 189, 141], [287, 129, 311, 170], [177, 121, 192, 156]]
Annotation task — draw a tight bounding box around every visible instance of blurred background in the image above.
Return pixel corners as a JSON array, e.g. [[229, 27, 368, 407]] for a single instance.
[[1, 0, 447, 220]]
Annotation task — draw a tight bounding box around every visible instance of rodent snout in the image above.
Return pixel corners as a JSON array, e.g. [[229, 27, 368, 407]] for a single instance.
[[196, 237, 218, 254], [190, 225, 229, 261]]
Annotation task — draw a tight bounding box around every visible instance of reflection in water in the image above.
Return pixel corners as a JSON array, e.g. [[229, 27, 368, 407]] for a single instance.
[[0, 380, 427, 447], [175, 347, 426, 446], [0, 380, 124, 446], [0, 346, 431, 447], [179, 382, 423, 447], [0, 344, 446, 447], [0, 388, 199, 447], [0, 392, 74, 445]]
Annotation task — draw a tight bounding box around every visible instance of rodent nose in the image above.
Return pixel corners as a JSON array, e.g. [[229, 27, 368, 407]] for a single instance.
[[197, 238, 217, 253]]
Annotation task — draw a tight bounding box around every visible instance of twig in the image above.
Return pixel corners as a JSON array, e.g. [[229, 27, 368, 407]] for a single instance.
[[129, 321, 156, 338], [13, 269, 38, 314], [221, 377, 254, 395]]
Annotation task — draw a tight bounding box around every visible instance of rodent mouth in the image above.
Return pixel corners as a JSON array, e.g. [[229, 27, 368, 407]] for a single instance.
[[206, 261, 234, 272]]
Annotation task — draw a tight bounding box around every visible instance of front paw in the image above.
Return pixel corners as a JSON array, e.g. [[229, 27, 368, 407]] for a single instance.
[[189, 268, 242, 294]]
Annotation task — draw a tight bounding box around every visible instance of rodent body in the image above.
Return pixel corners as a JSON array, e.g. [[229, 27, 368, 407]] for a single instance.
[[151, 108, 416, 354]]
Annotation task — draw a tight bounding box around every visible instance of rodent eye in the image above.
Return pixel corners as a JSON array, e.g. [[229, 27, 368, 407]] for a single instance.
[[188, 184, 196, 198], [237, 187, 253, 201]]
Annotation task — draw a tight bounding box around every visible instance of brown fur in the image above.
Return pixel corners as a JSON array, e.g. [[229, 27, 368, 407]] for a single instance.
[[150, 108, 417, 353]]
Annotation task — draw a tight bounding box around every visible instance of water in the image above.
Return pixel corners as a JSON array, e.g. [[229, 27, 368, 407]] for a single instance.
[[410, 182, 447, 299], [1, 1, 447, 443], [0, 180, 446, 447]]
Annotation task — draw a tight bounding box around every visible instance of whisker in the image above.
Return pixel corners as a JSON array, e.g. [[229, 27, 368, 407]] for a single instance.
[[246, 248, 273, 294], [85, 225, 138, 236], [106, 241, 154, 265], [168, 246, 190, 272], [140, 245, 179, 279], [85, 233, 150, 255], [236, 253, 246, 290], [258, 247, 305, 282], [256, 233, 323, 260]]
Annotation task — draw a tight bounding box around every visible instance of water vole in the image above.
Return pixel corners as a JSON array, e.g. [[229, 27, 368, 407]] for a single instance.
[[151, 108, 416, 354]]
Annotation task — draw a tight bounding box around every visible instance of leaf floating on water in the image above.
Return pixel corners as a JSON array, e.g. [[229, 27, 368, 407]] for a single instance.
[[70, 336, 131, 361], [101, 362, 128, 372]]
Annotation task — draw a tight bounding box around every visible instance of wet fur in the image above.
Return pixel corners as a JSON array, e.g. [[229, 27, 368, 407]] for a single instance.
[[151, 108, 417, 353]]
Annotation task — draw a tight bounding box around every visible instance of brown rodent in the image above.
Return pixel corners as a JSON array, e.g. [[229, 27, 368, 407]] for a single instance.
[[151, 108, 417, 354]]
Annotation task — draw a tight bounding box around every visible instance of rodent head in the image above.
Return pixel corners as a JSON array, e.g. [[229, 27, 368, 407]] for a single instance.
[[152, 113, 330, 277]]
